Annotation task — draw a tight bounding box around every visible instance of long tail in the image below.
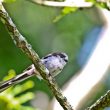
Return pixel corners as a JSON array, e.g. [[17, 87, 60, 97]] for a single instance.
[[0, 66, 36, 93]]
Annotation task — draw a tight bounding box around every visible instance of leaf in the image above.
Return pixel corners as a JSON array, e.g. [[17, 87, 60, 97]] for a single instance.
[[53, 7, 78, 22], [62, 7, 78, 14]]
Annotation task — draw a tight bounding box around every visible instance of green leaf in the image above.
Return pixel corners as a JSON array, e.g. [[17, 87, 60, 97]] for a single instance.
[[86, 0, 110, 10], [62, 7, 78, 14], [0, 72, 35, 110], [97, 2, 110, 10], [53, 7, 78, 22]]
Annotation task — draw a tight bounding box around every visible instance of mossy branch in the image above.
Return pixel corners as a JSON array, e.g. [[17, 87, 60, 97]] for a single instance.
[[85, 90, 110, 110], [0, 3, 73, 110]]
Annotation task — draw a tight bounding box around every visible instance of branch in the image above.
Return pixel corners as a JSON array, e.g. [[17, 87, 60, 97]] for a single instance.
[[27, 0, 110, 10], [0, 65, 36, 93], [27, 0, 93, 7], [0, 2, 73, 110], [85, 90, 110, 110]]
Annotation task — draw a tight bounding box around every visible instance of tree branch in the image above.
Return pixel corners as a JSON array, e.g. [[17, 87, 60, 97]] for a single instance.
[[27, 0, 110, 10], [0, 65, 36, 93], [27, 0, 93, 7], [0, 2, 73, 110], [86, 90, 110, 110]]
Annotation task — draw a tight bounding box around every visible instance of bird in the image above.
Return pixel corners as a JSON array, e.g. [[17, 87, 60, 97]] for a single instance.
[[0, 52, 68, 93]]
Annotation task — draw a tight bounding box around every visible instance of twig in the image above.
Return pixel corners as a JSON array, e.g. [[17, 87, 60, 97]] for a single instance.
[[0, 3, 74, 110], [85, 90, 110, 110], [0, 65, 36, 93], [27, 0, 110, 10], [27, 0, 93, 7]]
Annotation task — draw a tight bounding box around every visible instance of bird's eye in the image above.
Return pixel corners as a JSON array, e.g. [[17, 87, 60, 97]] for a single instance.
[[64, 59, 68, 62]]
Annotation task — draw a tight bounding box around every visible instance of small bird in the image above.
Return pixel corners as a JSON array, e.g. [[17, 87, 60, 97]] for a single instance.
[[0, 52, 68, 92]]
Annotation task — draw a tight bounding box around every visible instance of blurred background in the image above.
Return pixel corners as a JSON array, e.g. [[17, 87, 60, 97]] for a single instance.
[[0, 0, 110, 110]]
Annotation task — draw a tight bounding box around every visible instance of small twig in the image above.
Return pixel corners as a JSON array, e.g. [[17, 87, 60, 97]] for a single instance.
[[27, 0, 110, 10], [27, 0, 93, 7], [0, 65, 36, 93], [85, 90, 110, 110], [0, 3, 73, 110]]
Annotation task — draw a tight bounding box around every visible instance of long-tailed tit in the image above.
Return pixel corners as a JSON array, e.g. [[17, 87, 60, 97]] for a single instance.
[[0, 52, 68, 92]]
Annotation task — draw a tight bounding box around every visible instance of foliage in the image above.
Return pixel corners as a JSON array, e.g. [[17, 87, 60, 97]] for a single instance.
[[86, 0, 110, 10], [0, 70, 36, 110], [53, 7, 78, 22]]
